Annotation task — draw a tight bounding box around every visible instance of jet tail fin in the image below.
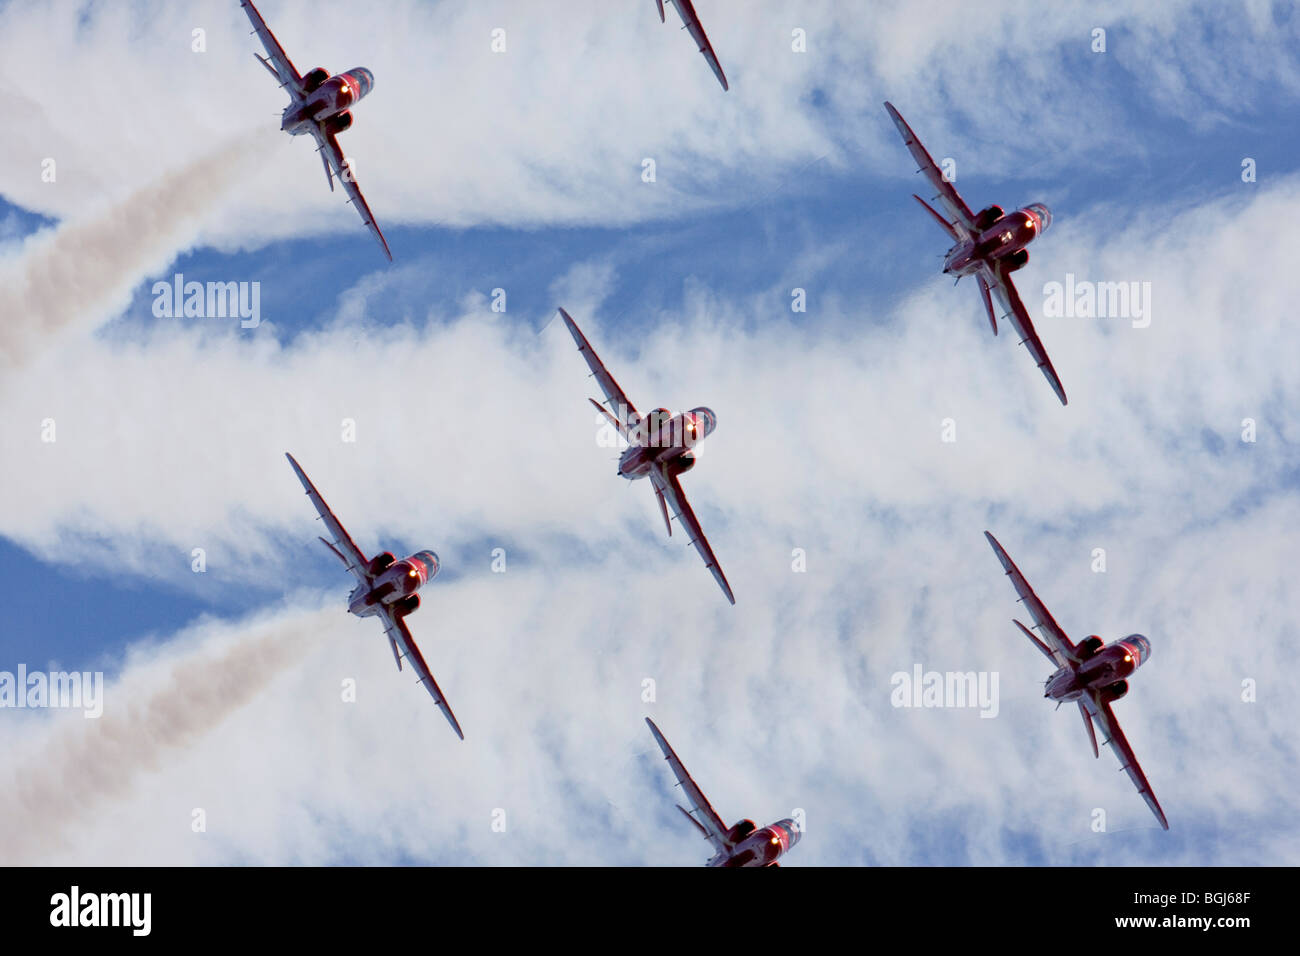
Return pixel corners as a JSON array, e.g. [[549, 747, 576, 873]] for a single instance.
[[978, 273, 997, 336], [912, 193, 961, 241], [677, 804, 709, 838], [1078, 701, 1099, 758]]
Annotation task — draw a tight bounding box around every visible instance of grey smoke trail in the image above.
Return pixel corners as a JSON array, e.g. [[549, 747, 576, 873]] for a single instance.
[[0, 131, 271, 367], [0, 605, 334, 864]]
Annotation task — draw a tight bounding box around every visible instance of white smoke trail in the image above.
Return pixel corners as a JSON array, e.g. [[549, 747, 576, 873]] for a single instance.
[[0, 604, 333, 864], [0, 130, 272, 367]]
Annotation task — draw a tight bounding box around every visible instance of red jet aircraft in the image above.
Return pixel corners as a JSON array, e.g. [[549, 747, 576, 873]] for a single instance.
[[558, 308, 734, 605], [986, 531, 1168, 829], [287, 453, 463, 739], [646, 718, 801, 866], [655, 0, 729, 91], [240, 0, 392, 260], [885, 102, 1066, 405]]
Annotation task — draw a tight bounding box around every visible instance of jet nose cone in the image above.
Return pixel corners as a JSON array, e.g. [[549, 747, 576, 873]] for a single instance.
[[411, 549, 439, 580], [1026, 202, 1052, 233], [775, 818, 802, 847], [690, 407, 717, 435], [1124, 634, 1150, 662]]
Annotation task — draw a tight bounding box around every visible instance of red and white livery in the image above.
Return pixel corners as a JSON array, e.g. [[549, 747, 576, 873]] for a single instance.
[[654, 0, 729, 91], [885, 102, 1066, 405], [985, 531, 1167, 828], [287, 453, 463, 739], [558, 307, 734, 605], [646, 718, 801, 866], [240, 0, 392, 261]]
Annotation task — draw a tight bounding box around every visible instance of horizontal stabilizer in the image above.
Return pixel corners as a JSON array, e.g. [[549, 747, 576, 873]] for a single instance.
[[912, 193, 961, 241], [978, 273, 997, 335], [1078, 701, 1099, 758], [254, 52, 282, 84], [655, 484, 673, 537], [677, 804, 709, 838], [320, 148, 334, 192], [318, 535, 350, 568], [589, 397, 621, 430], [1013, 618, 1058, 665]]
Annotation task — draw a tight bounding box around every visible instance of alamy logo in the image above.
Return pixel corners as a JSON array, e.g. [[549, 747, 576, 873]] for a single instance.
[[151, 272, 261, 328], [890, 664, 1000, 718], [0, 665, 102, 718], [50, 886, 151, 936], [1042, 273, 1152, 328]]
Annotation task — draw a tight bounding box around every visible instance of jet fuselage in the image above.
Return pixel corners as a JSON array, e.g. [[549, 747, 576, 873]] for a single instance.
[[1044, 634, 1151, 702], [943, 203, 1052, 276], [281, 67, 375, 135], [348, 549, 439, 618], [617, 406, 716, 480], [712, 817, 802, 867]]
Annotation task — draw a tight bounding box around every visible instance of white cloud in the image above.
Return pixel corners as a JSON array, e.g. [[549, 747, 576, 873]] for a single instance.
[[1, 160, 1298, 863], [2, 0, 1299, 867], [2, 1, 1296, 251]]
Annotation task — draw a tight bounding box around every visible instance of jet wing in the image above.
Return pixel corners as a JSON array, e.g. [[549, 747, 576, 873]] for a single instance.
[[240, 0, 303, 97], [884, 102, 975, 234], [381, 607, 465, 741], [311, 126, 393, 262], [665, 0, 729, 91], [983, 262, 1068, 405], [650, 465, 735, 605], [984, 531, 1078, 666], [557, 307, 641, 435], [645, 718, 732, 855], [286, 453, 370, 586], [1079, 692, 1169, 830]]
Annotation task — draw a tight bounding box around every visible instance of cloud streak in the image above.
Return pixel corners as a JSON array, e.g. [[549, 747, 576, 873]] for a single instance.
[[0, 132, 270, 367], [0, 604, 332, 864]]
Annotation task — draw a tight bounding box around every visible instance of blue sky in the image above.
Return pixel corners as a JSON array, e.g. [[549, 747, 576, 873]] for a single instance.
[[1, 0, 1299, 866]]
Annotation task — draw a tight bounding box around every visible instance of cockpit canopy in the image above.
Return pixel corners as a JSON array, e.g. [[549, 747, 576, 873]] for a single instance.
[[1123, 634, 1151, 664], [1025, 202, 1052, 233], [408, 549, 440, 580], [335, 68, 374, 102]]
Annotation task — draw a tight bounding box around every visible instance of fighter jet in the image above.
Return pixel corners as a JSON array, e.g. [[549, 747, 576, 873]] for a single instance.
[[884, 102, 1066, 405], [240, 0, 392, 261], [984, 531, 1167, 829], [645, 718, 801, 866], [557, 307, 734, 605], [286, 453, 463, 739], [654, 0, 729, 91]]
